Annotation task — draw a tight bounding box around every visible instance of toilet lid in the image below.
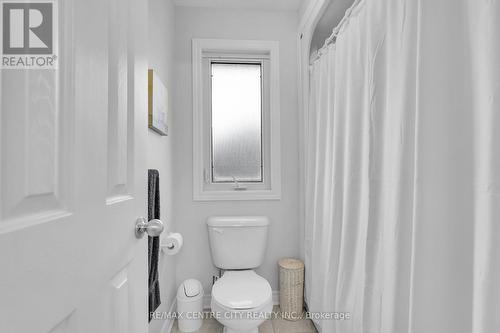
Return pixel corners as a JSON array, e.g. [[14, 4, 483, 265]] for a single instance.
[[212, 270, 272, 309]]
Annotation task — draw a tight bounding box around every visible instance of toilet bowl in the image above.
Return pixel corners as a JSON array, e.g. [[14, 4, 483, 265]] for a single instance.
[[211, 270, 272, 333], [207, 216, 271, 333]]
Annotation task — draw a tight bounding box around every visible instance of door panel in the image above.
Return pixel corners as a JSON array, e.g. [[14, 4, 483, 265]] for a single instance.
[[1, 0, 73, 232], [109, 267, 131, 333], [0, 0, 149, 332], [107, 0, 132, 203]]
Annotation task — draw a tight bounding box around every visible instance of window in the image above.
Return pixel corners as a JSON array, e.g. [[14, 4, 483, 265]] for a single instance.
[[211, 62, 263, 183], [193, 39, 281, 201]]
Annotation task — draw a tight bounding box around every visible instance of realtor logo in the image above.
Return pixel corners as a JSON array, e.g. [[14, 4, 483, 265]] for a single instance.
[[1, 0, 58, 69]]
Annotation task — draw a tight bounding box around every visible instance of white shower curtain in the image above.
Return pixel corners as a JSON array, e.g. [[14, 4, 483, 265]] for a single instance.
[[304, 0, 500, 332]]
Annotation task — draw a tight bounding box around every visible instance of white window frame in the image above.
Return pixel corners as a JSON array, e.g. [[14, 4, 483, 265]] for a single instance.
[[192, 39, 281, 201]]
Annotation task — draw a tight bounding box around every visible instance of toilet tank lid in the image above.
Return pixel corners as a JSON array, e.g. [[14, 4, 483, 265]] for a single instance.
[[207, 216, 269, 227]]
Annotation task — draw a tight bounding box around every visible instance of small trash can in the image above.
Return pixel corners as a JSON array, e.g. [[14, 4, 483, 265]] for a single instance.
[[278, 258, 305, 321], [177, 279, 204, 332]]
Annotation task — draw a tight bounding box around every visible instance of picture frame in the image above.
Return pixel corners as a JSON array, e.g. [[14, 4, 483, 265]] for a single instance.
[[148, 69, 169, 136]]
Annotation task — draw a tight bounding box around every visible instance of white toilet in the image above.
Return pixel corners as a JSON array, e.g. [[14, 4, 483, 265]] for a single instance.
[[207, 216, 273, 333]]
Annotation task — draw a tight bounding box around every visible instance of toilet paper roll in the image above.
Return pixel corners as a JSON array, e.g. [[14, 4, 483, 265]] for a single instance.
[[162, 233, 183, 255]]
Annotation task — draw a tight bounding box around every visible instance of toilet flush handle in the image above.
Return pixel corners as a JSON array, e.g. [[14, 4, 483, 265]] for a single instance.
[[213, 228, 224, 234]]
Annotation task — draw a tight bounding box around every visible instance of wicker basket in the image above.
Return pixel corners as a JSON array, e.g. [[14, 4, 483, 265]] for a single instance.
[[278, 258, 305, 321]]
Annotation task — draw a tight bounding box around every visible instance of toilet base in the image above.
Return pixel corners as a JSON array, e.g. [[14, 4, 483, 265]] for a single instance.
[[223, 327, 258, 333]]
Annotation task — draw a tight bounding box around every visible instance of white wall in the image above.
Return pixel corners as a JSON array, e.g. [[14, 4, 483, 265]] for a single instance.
[[147, 0, 177, 331], [298, 0, 314, 20], [173, 7, 301, 294]]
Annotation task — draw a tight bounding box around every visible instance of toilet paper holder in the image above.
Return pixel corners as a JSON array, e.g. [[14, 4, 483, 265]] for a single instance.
[[160, 232, 183, 255], [161, 235, 176, 250], [163, 243, 175, 250]]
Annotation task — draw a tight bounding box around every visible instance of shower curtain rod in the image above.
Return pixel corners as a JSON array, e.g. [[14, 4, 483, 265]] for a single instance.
[[310, 0, 365, 63]]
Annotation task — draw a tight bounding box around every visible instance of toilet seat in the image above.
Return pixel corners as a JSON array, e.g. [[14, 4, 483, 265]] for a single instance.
[[212, 270, 272, 310]]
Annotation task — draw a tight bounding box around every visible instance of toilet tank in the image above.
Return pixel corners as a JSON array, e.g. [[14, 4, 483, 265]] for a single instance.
[[207, 216, 269, 270]]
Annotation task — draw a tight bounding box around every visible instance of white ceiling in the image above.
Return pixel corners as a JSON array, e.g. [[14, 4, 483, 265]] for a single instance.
[[173, 0, 304, 11]]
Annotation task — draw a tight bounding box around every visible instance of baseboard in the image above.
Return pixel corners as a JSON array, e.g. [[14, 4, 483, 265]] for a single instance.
[[272, 290, 279, 306], [203, 294, 211, 310], [202, 290, 280, 310], [160, 299, 177, 333], [161, 290, 280, 333], [304, 300, 321, 333]]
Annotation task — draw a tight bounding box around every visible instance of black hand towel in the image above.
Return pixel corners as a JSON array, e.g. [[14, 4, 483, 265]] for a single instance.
[[148, 169, 161, 321]]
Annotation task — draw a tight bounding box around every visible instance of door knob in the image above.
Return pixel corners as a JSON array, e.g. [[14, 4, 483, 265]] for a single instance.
[[135, 217, 164, 238]]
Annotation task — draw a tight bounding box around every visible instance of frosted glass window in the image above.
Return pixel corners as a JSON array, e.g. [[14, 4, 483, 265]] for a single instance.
[[211, 63, 263, 183]]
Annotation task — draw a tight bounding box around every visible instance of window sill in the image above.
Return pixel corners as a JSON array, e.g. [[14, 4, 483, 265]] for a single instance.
[[193, 189, 281, 201]]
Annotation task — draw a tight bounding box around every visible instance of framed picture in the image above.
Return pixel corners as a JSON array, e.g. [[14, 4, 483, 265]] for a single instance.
[[148, 69, 169, 136]]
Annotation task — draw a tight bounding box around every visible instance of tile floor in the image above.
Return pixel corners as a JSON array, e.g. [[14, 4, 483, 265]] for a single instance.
[[171, 306, 318, 333]]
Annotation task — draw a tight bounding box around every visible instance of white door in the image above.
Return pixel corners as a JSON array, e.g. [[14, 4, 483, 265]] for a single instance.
[[0, 0, 151, 332]]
